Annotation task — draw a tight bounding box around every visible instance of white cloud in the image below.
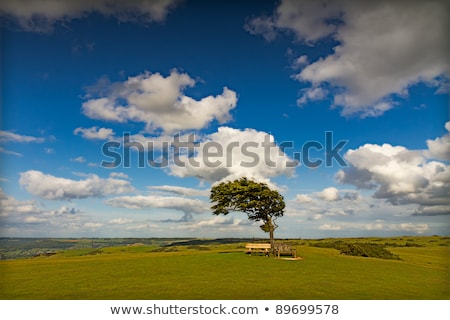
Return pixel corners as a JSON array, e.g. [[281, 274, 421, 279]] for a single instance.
[[70, 156, 86, 163], [295, 187, 360, 205], [0, 189, 40, 216], [0, 0, 181, 33], [246, 0, 450, 118], [23, 216, 46, 224], [105, 195, 209, 214], [316, 187, 340, 202], [171, 216, 254, 235], [390, 223, 429, 234], [425, 121, 450, 161], [82, 70, 238, 133], [125, 223, 157, 231], [245, 0, 341, 43], [288, 188, 428, 234], [74, 127, 115, 140], [0, 188, 84, 235], [0, 147, 23, 157], [0, 130, 47, 157], [297, 86, 328, 106], [244, 15, 277, 41], [0, 130, 45, 143], [337, 127, 450, 215], [168, 126, 296, 185], [292, 55, 309, 69], [19, 170, 134, 200], [295, 194, 314, 203], [318, 222, 429, 234], [44, 206, 79, 217], [187, 216, 237, 227], [319, 224, 341, 231], [84, 222, 103, 228], [108, 218, 133, 225], [148, 185, 209, 197], [109, 172, 130, 179]]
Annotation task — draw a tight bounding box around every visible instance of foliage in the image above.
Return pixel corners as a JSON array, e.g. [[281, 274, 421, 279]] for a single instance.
[[309, 241, 400, 260], [210, 177, 285, 221], [210, 177, 285, 249]]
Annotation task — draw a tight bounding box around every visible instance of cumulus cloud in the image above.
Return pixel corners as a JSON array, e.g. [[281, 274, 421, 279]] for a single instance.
[[245, 0, 341, 43], [0, 188, 41, 216], [82, 70, 238, 133], [244, 15, 278, 42], [1, 189, 79, 217], [74, 127, 115, 140], [295, 194, 314, 203], [105, 195, 209, 214], [0, 188, 83, 235], [316, 187, 340, 202], [246, 0, 450, 118], [425, 121, 450, 161], [0, 0, 181, 33], [168, 126, 296, 185], [295, 187, 360, 204], [19, 170, 134, 200], [0, 130, 45, 143], [337, 127, 450, 215], [296, 86, 328, 106]]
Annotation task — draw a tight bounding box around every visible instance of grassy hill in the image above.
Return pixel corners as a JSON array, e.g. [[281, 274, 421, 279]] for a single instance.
[[0, 236, 448, 299]]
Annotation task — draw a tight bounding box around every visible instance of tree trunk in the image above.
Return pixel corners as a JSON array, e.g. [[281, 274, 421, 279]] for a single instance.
[[268, 216, 275, 255]]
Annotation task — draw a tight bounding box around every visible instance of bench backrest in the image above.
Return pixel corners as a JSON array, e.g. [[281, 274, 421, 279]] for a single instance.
[[274, 242, 293, 252], [246, 243, 271, 249]]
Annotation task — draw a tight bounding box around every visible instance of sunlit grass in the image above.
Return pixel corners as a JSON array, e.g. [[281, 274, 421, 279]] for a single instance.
[[1, 236, 448, 299]]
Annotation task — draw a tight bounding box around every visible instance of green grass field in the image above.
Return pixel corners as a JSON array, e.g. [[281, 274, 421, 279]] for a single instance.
[[0, 236, 449, 299]]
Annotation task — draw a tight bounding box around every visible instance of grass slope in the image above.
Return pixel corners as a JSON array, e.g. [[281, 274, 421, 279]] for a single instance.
[[0, 237, 448, 299]]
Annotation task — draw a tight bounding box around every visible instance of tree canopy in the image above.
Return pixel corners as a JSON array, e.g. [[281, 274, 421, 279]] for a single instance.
[[210, 177, 285, 250]]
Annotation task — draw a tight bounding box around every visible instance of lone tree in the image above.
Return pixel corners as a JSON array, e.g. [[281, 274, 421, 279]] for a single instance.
[[210, 177, 285, 252]]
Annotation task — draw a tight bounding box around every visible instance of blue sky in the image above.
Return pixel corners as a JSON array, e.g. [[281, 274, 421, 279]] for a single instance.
[[1, 0, 449, 239]]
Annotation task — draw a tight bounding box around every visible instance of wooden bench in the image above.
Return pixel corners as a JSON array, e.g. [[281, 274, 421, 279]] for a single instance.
[[274, 242, 297, 258], [245, 243, 271, 256]]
